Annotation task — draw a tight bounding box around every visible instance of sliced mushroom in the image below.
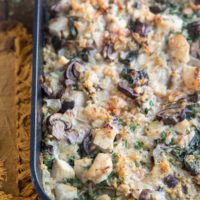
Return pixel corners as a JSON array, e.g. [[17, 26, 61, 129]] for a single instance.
[[121, 68, 149, 87], [118, 69, 149, 99], [149, 6, 165, 14], [40, 74, 64, 99], [103, 43, 114, 60], [164, 175, 179, 188], [191, 39, 200, 60], [47, 113, 72, 140], [82, 131, 93, 155], [129, 20, 151, 37], [40, 75, 53, 97], [139, 189, 153, 200], [118, 81, 139, 99], [187, 20, 200, 40], [41, 83, 53, 97], [65, 60, 81, 83], [157, 92, 200, 124], [59, 100, 75, 113], [65, 79, 76, 87], [187, 92, 200, 103], [156, 101, 186, 125], [67, 129, 80, 144]]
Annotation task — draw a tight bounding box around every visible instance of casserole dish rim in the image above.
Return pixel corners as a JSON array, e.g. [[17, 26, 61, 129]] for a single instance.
[[30, 0, 50, 199]]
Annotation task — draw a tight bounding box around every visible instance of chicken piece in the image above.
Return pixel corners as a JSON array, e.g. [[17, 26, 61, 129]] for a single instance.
[[74, 157, 92, 183], [107, 95, 127, 112], [93, 125, 117, 151], [155, 15, 183, 32], [52, 158, 75, 181], [175, 129, 195, 148], [83, 104, 110, 122], [51, 0, 71, 13], [145, 121, 165, 140], [168, 34, 190, 63], [175, 119, 190, 135], [97, 0, 109, 9], [183, 66, 200, 91], [55, 184, 78, 200], [49, 17, 68, 37], [86, 153, 113, 184]]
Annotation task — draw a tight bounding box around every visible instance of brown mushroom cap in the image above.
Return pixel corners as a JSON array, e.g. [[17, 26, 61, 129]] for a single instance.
[[118, 81, 140, 99], [47, 113, 72, 140], [118, 69, 149, 99], [164, 175, 179, 188], [139, 189, 153, 200], [156, 92, 200, 125], [191, 39, 200, 60], [59, 100, 75, 113], [65, 60, 81, 81], [82, 130, 93, 155], [129, 19, 151, 37]]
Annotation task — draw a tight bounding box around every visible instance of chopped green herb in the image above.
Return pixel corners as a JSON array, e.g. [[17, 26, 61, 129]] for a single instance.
[[194, 151, 200, 160], [108, 171, 118, 181], [168, 157, 175, 165], [160, 131, 167, 141], [43, 156, 54, 170], [167, 127, 175, 135], [68, 17, 78, 39], [112, 152, 118, 162], [82, 165, 90, 171], [171, 148, 185, 161], [144, 108, 149, 115], [89, 190, 97, 199], [63, 178, 80, 187], [149, 100, 154, 107], [134, 141, 144, 150], [128, 107, 132, 112], [124, 140, 128, 148], [135, 160, 141, 168], [117, 178, 124, 185], [68, 156, 76, 166], [130, 123, 137, 132], [168, 3, 181, 15], [78, 195, 87, 200], [118, 118, 126, 126]]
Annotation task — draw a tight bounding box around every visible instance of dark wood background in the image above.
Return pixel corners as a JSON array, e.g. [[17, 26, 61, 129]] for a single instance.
[[0, 0, 34, 32]]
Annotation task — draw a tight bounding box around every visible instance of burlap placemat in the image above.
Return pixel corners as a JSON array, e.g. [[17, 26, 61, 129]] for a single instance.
[[0, 21, 40, 200]]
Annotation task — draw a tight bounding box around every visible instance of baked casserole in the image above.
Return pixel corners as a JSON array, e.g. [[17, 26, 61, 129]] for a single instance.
[[41, 0, 200, 199]]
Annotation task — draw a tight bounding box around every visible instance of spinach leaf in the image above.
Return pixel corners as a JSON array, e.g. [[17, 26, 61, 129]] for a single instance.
[[68, 17, 78, 39]]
